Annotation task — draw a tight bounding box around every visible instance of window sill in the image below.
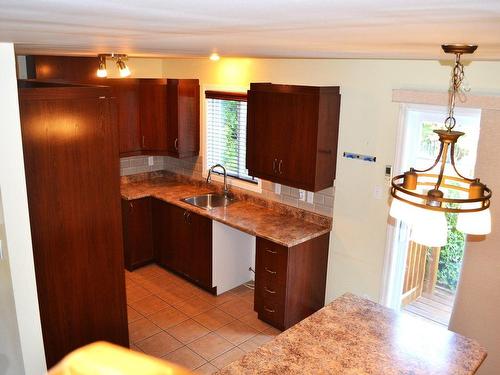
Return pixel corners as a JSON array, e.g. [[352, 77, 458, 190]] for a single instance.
[[202, 171, 262, 194]]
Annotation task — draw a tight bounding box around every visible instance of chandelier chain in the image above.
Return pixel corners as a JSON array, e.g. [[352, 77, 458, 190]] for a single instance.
[[445, 53, 465, 131]]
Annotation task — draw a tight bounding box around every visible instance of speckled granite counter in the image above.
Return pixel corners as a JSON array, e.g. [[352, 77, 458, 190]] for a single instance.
[[121, 174, 331, 247], [218, 293, 487, 375]]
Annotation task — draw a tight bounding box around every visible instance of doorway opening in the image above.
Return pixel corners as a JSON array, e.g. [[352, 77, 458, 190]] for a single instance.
[[385, 104, 481, 326]]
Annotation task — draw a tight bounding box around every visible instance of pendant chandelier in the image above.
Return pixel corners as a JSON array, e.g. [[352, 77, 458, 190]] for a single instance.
[[390, 44, 492, 247]]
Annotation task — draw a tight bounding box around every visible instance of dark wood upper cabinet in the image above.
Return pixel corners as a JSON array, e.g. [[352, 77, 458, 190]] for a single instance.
[[121, 197, 154, 270], [139, 79, 169, 152], [166, 79, 200, 158], [18, 81, 128, 367], [246, 83, 341, 192], [26, 56, 200, 158]]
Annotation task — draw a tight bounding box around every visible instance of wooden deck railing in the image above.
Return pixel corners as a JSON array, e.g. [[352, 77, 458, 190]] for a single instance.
[[401, 242, 441, 306]]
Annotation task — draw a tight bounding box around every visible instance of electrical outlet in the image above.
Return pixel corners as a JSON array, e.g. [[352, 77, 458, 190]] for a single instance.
[[274, 183, 281, 195], [373, 185, 383, 200], [148, 156, 154, 166], [299, 189, 306, 201], [306, 191, 314, 204]]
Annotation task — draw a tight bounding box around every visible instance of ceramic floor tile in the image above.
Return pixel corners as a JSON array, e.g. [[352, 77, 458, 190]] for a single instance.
[[197, 291, 239, 306], [134, 264, 165, 279], [162, 346, 207, 370], [238, 311, 273, 332], [129, 294, 171, 316], [187, 332, 234, 361], [218, 298, 254, 318], [246, 330, 275, 346], [229, 284, 253, 297], [167, 319, 211, 344], [148, 305, 189, 330], [126, 284, 153, 304], [215, 320, 258, 345], [127, 305, 144, 324], [129, 343, 143, 353], [211, 346, 246, 369], [238, 338, 262, 353], [157, 286, 196, 307], [193, 308, 235, 331], [175, 297, 214, 317], [135, 331, 183, 358], [194, 362, 219, 375], [128, 318, 162, 343]]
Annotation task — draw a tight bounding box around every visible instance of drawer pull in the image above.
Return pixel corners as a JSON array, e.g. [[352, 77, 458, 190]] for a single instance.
[[265, 248, 277, 254], [264, 287, 276, 294], [265, 267, 277, 275], [264, 306, 275, 313]]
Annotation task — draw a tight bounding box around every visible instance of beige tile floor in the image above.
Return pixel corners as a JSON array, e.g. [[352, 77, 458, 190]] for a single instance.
[[126, 264, 281, 374]]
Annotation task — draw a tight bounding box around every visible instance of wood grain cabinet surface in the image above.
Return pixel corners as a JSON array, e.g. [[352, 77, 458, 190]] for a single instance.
[[152, 199, 213, 291], [18, 80, 129, 367], [247, 83, 341, 192], [26, 56, 200, 158], [254, 234, 330, 330], [121, 197, 154, 271]]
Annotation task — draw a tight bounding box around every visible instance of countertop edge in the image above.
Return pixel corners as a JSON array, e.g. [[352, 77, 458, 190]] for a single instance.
[[121, 192, 331, 247]]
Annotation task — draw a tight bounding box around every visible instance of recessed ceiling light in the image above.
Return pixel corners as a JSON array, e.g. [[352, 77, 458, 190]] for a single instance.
[[209, 52, 220, 61]]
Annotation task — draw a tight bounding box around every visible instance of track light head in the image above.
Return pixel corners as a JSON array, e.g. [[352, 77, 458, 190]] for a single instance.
[[96, 55, 107, 78], [116, 58, 131, 77]]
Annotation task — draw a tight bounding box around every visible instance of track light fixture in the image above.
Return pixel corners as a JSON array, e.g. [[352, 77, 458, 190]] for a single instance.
[[96, 53, 131, 78]]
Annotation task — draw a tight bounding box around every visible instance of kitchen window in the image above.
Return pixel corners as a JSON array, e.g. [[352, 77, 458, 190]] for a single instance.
[[205, 90, 258, 188]]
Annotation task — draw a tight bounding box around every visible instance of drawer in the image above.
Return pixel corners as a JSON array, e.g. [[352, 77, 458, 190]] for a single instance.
[[256, 238, 288, 286], [257, 291, 285, 329]]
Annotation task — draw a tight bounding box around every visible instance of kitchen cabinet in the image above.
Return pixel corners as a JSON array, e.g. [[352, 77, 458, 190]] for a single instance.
[[25, 56, 200, 158], [19, 81, 128, 367], [121, 198, 154, 270], [247, 83, 341, 192], [254, 234, 329, 330], [165, 79, 200, 158], [152, 200, 213, 291]]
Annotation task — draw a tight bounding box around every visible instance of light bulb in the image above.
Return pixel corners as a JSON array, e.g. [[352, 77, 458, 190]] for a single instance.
[[410, 209, 448, 247], [96, 56, 107, 78], [457, 207, 491, 235], [209, 52, 220, 61], [117, 59, 130, 77]]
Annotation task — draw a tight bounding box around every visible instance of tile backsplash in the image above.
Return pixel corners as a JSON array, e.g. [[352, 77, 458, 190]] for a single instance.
[[120, 155, 334, 217]]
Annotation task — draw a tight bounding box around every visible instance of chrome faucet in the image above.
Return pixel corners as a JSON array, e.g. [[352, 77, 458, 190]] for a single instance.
[[207, 164, 229, 197]]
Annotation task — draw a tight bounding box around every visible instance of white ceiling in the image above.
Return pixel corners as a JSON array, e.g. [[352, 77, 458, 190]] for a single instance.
[[1, 0, 500, 60]]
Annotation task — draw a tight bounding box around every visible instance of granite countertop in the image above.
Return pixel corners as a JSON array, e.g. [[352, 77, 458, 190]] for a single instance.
[[218, 293, 487, 375], [121, 175, 331, 247]]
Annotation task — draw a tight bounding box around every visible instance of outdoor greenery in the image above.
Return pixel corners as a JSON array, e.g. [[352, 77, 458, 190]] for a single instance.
[[222, 100, 239, 171], [436, 212, 465, 291]]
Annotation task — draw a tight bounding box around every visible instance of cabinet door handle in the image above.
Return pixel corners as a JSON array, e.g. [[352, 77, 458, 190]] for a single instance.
[[264, 287, 276, 294], [142, 135, 145, 148], [265, 267, 277, 275], [278, 160, 283, 174], [264, 306, 275, 313], [265, 248, 277, 254], [183, 211, 188, 223], [129, 201, 134, 209], [174, 138, 179, 151], [186, 212, 192, 224], [272, 158, 278, 174]]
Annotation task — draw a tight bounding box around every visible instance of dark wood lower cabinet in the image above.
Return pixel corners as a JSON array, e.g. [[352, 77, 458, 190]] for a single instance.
[[121, 198, 154, 270], [19, 81, 128, 368], [152, 199, 213, 291], [254, 234, 329, 330]]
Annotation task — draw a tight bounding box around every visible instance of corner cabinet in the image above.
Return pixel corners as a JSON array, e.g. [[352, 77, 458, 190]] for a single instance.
[[246, 83, 341, 192], [152, 200, 213, 291]]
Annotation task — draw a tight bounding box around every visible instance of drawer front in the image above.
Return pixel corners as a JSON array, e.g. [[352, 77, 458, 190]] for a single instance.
[[255, 238, 288, 328]]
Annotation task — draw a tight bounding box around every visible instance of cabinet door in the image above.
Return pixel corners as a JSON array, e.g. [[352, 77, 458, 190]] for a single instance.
[[139, 80, 168, 152], [108, 80, 142, 155], [121, 198, 154, 271], [152, 200, 189, 274], [246, 90, 281, 179], [187, 211, 212, 289], [166, 79, 200, 158], [276, 92, 318, 188]]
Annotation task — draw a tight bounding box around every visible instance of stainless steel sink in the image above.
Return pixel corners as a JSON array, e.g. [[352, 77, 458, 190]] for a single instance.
[[181, 193, 235, 210]]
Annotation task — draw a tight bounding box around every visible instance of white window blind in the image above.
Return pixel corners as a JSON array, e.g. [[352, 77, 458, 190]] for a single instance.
[[205, 91, 256, 183]]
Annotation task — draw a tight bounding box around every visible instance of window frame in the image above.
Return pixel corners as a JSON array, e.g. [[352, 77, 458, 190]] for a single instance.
[[202, 85, 262, 193]]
